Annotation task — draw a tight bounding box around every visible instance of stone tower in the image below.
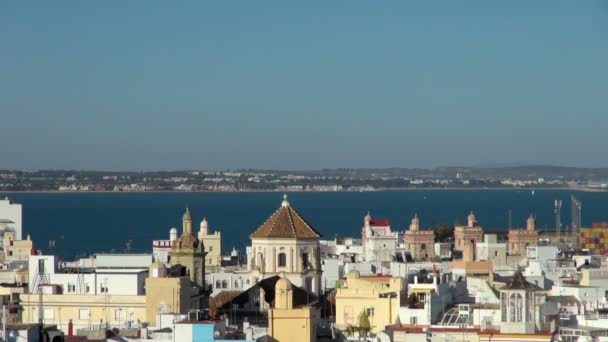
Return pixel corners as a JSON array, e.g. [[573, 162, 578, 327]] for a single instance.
[[169, 208, 206, 287]]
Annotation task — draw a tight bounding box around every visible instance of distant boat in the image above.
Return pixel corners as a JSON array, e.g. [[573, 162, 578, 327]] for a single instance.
[[532, 189, 535, 196]]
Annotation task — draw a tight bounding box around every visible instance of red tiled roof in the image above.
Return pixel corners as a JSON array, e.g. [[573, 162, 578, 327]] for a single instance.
[[370, 219, 390, 226], [250, 204, 321, 239]]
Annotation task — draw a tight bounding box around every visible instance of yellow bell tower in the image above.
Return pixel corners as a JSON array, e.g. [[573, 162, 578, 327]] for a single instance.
[[268, 275, 316, 341]]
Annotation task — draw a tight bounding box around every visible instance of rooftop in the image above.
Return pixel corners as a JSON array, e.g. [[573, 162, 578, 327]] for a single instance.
[[250, 195, 321, 239]]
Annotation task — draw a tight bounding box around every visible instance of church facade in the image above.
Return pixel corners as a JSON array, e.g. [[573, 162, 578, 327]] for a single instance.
[[247, 194, 322, 294]]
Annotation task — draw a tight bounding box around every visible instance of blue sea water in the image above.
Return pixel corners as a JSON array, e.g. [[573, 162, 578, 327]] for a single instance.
[[5, 190, 608, 259]]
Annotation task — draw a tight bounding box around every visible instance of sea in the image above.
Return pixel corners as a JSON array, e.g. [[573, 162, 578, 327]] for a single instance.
[[5, 189, 608, 259]]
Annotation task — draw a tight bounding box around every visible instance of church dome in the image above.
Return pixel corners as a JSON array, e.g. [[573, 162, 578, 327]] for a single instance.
[[175, 234, 200, 250], [200, 217, 209, 230], [250, 194, 321, 239]]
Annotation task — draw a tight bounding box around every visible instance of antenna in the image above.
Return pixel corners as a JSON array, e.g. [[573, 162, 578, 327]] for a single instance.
[[571, 196, 582, 249], [555, 200, 562, 243]]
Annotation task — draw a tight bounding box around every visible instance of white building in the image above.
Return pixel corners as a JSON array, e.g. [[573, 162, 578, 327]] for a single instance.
[[361, 213, 398, 262], [29, 254, 152, 296], [208, 269, 259, 296], [152, 227, 177, 264], [476, 234, 508, 270], [0, 197, 22, 240]]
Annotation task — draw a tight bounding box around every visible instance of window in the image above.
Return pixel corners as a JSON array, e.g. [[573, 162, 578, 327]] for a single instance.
[[495, 251, 499, 257], [235, 280, 239, 288], [418, 293, 426, 302], [67, 283, 76, 293], [510, 293, 523, 322], [100, 285, 108, 293], [421, 244, 426, 250], [278, 253, 287, 267], [215, 280, 221, 289], [410, 317, 417, 325], [366, 308, 375, 317], [302, 253, 310, 269], [79, 309, 90, 320], [209, 246, 214, 252], [222, 280, 227, 288]]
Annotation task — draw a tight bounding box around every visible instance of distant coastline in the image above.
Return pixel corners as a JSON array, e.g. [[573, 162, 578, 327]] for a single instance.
[[4, 186, 607, 194]]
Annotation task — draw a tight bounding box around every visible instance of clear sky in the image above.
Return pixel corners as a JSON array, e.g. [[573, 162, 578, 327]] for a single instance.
[[1, 1, 607, 170]]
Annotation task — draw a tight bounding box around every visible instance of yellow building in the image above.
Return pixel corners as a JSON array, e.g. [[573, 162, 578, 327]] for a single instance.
[[145, 259, 193, 326], [170, 208, 206, 287], [20, 260, 195, 333], [454, 212, 484, 252], [336, 270, 404, 334], [198, 218, 222, 269], [20, 293, 147, 332], [268, 275, 316, 342], [451, 242, 494, 282], [403, 214, 436, 261], [3, 231, 33, 262], [508, 215, 539, 256]]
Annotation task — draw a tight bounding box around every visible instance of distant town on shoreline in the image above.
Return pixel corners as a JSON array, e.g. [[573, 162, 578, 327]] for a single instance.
[[1, 165, 607, 192]]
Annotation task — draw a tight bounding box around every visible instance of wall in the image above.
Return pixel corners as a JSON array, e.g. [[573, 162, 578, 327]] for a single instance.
[[321, 258, 342, 290], [336, 275, 403, 333], [95, 254, 153, 269], [145, 276, 192, 328], [20, 293, 146, 334], [199, 231, 222, 268], [269, 306, 315, 342], [208, 271, 257, 295]]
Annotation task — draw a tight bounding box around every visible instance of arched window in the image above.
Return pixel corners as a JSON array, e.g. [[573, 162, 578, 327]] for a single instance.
[[215, 280, 221, 289], [222, 280, 228, 289], [235, 280, 239, 288], [510, 293, 523, 322], [278, 253, 287, 267]]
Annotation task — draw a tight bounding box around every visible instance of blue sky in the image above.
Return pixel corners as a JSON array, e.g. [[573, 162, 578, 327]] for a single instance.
[[1, 1, 607, 170]]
